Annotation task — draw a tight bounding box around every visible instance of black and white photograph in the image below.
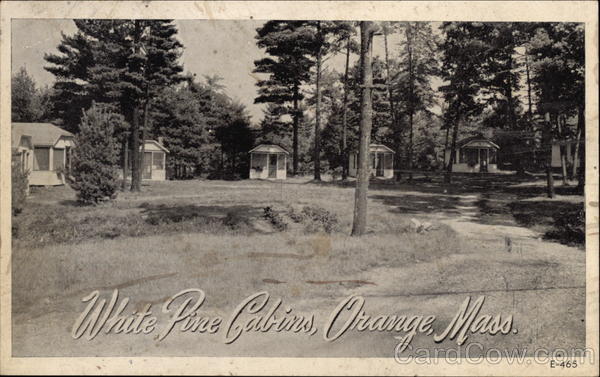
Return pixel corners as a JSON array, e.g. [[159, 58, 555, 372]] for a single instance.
[[1, 1, 598, 375]]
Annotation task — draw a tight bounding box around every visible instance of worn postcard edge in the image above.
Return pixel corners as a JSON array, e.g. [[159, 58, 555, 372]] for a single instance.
[[0, 1, 598, 375]]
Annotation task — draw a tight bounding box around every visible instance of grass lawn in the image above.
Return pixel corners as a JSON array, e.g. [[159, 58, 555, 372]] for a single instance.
[[11, 175, 586, 357]]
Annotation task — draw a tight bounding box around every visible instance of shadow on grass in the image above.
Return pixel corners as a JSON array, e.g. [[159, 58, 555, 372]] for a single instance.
[[353, 173, 585, 247], [370, 194, 464, 217], [307, 172, 580, 198], [139, 202, 261, 223], [12, 202, 272, 249], [138, 203, 269, 234], [509, 201, 585, 246]]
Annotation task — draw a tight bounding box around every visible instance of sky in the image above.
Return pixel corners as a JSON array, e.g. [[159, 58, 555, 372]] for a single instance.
[[12, 19, 270, 122], [12, 19, 443, 124]]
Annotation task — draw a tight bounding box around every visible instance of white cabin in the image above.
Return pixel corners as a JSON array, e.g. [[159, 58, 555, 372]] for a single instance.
[[249, 144, 289, 180], [349, 144, 395, 179], [445, 136, 500, 173], [121, 139, 169, 181], [12, 122, 75, 186]]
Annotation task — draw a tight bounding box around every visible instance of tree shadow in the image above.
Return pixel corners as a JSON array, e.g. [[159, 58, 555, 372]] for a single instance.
[[58, 199, 84, 207], [138, 203, 271, 234], [370, 193, 464, 218], [362, 173, 584, 246]]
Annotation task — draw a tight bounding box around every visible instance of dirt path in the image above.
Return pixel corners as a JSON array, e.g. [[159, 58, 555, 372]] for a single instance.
[[436, 193, 538, 240]]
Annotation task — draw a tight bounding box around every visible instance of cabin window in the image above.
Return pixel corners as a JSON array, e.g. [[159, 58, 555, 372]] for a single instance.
[[384, 153, 393, 169], [461, 148, 478, 166], [489, 149, 497, 164], [33, 147, 50, 171], [251, 153, 267, 170], [53, 148, 65, 170], [152, 152, 164, 170], [277, 154, 285, 170]]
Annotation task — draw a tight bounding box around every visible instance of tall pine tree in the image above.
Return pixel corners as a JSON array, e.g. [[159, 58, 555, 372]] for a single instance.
[[45, 19, 183, 191], [254, 21, 318, 176], [439, 22, 487, 183]]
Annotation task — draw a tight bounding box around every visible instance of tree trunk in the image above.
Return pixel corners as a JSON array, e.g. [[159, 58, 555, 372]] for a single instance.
[[443, 125, 450, 168], [507, 56, 524, 176], [130, 106, 141, 192], [544, 112, 555, 198], [313, 22, 322, 181], [525, 48, 533, 121], [557, 114, 568, 185], [341, 37, 350, 181], [406, 23, 414, 183], [351, 21, 376, 237], [292, 85, 299, 176], [445, 110, 460, 184], [130, 20, 142, 192], [571, 125, 581, 180], [140, 86, 150, 186], [576, 105, 585, 192], [525, 49, 535, 167], [383, 26, 399, 182], [121, 135, 129, 191]]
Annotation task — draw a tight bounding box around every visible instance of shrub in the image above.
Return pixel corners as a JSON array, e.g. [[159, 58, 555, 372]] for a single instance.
[[301, 205, 339, 233], [331, 166, 343, 181], [11, 154, 29, 216], [546, 208, 585, 246], [223, 211, 245, 229], [287, 205, 339, 233], [70, 103, 121, 204], [263, 206, 288, 231]]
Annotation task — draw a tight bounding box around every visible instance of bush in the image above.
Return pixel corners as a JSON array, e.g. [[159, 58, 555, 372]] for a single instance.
[[263, 206, 288, 231], [287, 205, 339, 233], [331, 166, 343, 181], [301, 205, 339, 233], [546, 208, 585, 246], [70, 103, 121, 204], [11, 154, 29, 216]]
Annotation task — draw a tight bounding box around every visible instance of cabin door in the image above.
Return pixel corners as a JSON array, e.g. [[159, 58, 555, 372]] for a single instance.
[[268, 154, 278, 178], [375, 153, 384, 177], [479, 149, 488, 172], [143, 152, 152, 179]]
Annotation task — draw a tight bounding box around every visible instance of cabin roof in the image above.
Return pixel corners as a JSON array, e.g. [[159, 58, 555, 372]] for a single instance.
[[457, 135, 500, 149], [249, 144, 289, 155], [144, 140, 169, 153], [11, 133, 33, 151], [369, 144, 395, 153], [12, 122, 74, 148], [352, 144, 395, 154]]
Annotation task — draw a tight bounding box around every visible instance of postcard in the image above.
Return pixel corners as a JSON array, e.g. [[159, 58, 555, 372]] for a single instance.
[[1, 1, 598, 375]]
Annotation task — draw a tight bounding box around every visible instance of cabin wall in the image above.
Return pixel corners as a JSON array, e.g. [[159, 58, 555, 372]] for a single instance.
[[119, 143, 168, 181], [30, 146, 66, 186], [150, 168, 166, 180], [349, 153, 357, 177], [249, 153, 287, 179], [382, 153, 394, 178], [349, 152, 394, 179], [551, 143, 575, 168], [14, 146, 34, 174], [149, 151, 166, 181], [445, 147, 499, 173], [249, 153, 269, 179], [276, 154, 287, 179], [451, 163, 499, 173]]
